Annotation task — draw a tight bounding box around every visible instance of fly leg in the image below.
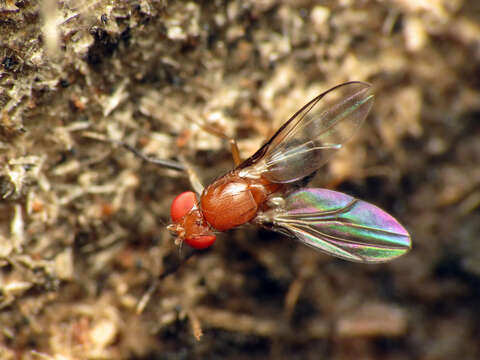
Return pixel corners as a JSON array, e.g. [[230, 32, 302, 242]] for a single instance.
[[229, 138, 242, 167], [136, 247, 199, 314], [178, 154, 205, 194], [82, 131, 205, 193], [83, 131, 205, 309], [83, 131, 185, 170], [180, 112, 243, 167]]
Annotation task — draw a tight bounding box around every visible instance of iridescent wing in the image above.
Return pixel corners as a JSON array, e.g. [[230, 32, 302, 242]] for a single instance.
[[257, 188, 411, 263], [238, 82, 374, 183]]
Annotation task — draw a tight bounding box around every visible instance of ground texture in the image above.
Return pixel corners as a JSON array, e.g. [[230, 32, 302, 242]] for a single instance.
[[1, 1, 480, 359]]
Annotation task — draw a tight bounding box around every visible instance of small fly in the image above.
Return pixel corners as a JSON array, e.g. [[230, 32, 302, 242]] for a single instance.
[[164, 81, 411, 263]]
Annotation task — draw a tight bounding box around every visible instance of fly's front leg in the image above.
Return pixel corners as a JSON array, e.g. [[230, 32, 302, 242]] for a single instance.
[[83, 132, 186, 171], [178, 155, 205, 195], [82, 131, 205, 192], [137, 247, 199, 314]]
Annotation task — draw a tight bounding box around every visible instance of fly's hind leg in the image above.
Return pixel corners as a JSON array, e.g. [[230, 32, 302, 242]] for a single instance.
[[228, 138, 242, 167], [180, 111, 243, 167]]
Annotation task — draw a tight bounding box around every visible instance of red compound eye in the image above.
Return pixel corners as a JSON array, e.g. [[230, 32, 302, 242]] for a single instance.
[[171, 191, 197, 223], [185, 235, 216, 249]]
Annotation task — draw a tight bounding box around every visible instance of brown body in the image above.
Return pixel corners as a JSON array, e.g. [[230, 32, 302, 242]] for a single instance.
[[166, 82, 411, 261], [200, 171, 282, 231]]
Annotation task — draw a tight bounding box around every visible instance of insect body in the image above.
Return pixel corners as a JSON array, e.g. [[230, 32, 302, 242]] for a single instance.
[[167, 82, 411, 263]]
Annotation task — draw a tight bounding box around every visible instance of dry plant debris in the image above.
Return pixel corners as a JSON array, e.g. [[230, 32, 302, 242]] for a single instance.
[[1, 0, 480, 359]]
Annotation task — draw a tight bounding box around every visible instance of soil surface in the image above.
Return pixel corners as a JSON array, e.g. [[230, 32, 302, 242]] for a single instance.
[[1, 1, 480, 359]]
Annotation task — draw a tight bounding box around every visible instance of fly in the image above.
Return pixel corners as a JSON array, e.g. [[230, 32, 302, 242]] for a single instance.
[[163, 81, 411, 263]]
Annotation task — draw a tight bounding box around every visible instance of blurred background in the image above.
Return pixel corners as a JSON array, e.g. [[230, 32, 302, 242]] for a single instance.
[[1, 1, 479, 359]]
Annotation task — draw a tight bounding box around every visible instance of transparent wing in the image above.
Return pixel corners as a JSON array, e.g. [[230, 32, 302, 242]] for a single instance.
[[238, 82, 374, 183], [258, 188, 411, 263]]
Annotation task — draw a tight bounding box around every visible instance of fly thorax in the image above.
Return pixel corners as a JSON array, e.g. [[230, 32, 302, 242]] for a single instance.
[[238, 160, 265, 179]]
